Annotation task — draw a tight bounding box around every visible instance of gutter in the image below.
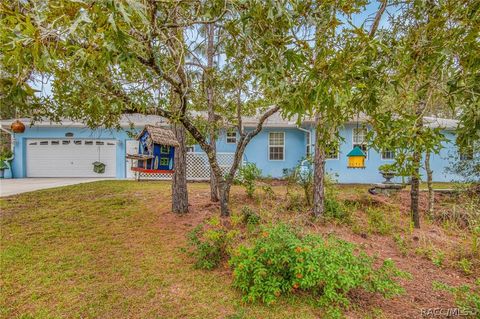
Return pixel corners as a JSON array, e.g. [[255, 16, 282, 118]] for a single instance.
[[296, 126, 312, 157]]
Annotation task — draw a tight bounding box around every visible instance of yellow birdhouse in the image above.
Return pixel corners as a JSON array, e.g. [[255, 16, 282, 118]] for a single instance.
[[347, 146, 366, 168]]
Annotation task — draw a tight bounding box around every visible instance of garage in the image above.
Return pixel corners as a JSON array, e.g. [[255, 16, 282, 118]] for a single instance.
[[26, 139, 117, 177]]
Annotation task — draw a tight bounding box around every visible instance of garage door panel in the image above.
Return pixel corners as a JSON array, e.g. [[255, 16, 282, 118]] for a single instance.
[[27, 139, 116, 177]]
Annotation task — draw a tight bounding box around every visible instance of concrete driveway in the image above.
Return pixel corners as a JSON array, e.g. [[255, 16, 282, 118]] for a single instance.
[[0, 178, 111, 197]]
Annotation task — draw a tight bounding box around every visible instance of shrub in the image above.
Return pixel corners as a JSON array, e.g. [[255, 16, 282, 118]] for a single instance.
[[241, 206, 261, 227], [433, 281, 480, 314], [324, 197, 351, 224], [284, 192, 306, 212], [283, 158, 314, 206], [393, 234, 409, 257], [237, 163, 262, 198], [186, 217, 237, 270], [230, 224, 408, 317], [366, 208, 392, 235], [432, 193, 480, 230], [456, 258, 473, 275], [261, 185, 276, 200]]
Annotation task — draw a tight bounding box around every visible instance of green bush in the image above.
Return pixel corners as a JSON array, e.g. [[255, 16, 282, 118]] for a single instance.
[[283, 159, 314, 206], [241, 206, 261, 226], [324, 197, 351, 224], [433, 281, 480, 315], [230, 224, 408, 317], [261, 185, 276, 199], [186, 217, 237, 270], [366, 208, 392, 235], [0, 147, 13, 169], [284, 192, 306, 212], [237, 163, 262, 198]]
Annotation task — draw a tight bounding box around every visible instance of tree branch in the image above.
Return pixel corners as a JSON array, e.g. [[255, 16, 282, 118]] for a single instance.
[[369, 0, 387, 37]]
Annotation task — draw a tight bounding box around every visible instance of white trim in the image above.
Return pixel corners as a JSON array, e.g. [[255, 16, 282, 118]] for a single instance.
[[325, 150, 339, 160], [296, 126, 311, 157], [225, 128, 237, 144], [381, 149, 395, 160], [352, 127, 368, 159], [268, 131, 285, 161]]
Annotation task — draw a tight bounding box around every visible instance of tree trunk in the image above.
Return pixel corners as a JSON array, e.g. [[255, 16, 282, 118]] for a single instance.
[[410, 103, 425, 228], [218, 180, 231, 217], [172, 123, 189, 214], [410, 150, 421, 228], [177, 105, 279, 218], [206, 23, 219, 202], [425, 150, 434, 216], [313, 114, 326, 217]]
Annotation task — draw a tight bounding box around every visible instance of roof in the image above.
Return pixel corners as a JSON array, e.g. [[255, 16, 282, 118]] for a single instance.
[[347, 146, 367, 157], [0, 113, 459, 131], [0, 114, 168, 128], [138, 125, 179, 147], [242, 111, 300, 128]]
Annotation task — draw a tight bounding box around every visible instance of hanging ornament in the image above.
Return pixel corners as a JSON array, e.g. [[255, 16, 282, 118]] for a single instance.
[[11, 120, 25, 133], [347, 112, 366, 169], [347, 146, 366, 168]]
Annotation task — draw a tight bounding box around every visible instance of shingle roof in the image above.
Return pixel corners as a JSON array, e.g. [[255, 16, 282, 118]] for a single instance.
[[138, 125, 179, 147]]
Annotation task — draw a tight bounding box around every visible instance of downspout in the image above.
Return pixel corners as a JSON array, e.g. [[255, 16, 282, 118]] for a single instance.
[[297, 125, 312, 158]]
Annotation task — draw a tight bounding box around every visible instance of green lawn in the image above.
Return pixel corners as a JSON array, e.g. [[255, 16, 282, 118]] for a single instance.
[[0, 181, 321, 319]]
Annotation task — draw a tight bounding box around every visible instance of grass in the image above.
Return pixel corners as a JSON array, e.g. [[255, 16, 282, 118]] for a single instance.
[[1, 180, 478, 319], [0, 181, 320, 319]]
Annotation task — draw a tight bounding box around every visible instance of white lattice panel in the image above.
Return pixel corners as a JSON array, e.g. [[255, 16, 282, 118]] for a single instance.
[[135, 152, 236, 181]]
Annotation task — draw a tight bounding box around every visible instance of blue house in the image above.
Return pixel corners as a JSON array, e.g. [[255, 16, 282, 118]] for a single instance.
[[0, 113, 470, 183]]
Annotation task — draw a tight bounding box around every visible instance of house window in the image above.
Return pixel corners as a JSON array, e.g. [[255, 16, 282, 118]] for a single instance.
[[160, 158, 169, 166], [51, 140, 60, 145], [353, 128, 368, 158], [269, 132, 284, 161], [96, 141, 104, 145], [39, 141, 49, 145], [226, 129, 237, 144], [326, 143, 339, 160], [62, 140, 70, 145], [186, 146, 194, 153], [160, 145, 170, 154], [84, 141, 93, 145], [306, 131, 311, 157], [382, 149, 395, 160], [74, 140, 82, 145]]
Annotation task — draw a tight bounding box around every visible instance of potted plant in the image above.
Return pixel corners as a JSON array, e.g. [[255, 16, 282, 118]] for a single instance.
[[0, 148, 14, 178], [378, 163, 396, 184]]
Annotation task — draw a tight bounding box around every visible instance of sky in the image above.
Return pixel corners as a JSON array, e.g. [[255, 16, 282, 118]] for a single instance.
[[31, 1, 391, 99]]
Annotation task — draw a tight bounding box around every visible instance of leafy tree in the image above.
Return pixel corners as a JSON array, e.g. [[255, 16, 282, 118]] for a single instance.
[[364, 0, 479, 228], [248, 0, 385, 217], [0, 0, 282, 217]]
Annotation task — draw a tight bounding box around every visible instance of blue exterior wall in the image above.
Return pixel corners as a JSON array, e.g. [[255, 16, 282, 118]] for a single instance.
[[4, 123, 467, 183], [244, 127, 307, 178], [311, 124, 463, 183], [6, 126, 140, 179]]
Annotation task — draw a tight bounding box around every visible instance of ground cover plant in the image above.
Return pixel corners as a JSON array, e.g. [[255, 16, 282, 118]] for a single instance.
[[229, 224, 408, 318], [1, 180, 479, 318]]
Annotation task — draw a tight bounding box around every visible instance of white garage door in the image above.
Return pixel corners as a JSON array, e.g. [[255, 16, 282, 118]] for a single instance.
[[26, 139, 117, 177]]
